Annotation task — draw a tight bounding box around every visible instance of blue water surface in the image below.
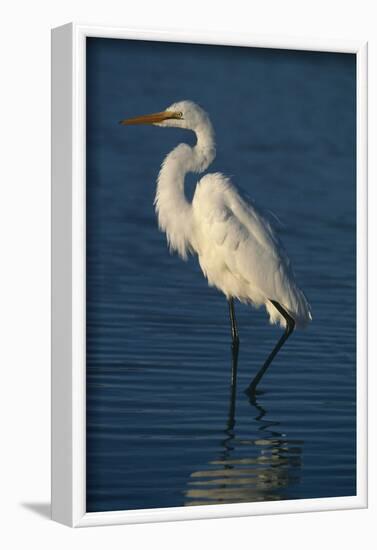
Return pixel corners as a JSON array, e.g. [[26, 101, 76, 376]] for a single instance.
[[86, 38, 356, 512]]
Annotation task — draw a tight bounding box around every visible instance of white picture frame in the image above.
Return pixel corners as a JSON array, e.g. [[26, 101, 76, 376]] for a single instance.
[[51, 22, 368, 528]]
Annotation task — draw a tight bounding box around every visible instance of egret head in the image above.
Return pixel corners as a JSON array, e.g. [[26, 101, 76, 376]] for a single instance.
[[119, 100, 210, 132]]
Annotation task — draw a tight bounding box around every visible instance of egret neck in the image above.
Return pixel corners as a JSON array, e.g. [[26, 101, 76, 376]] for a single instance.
[[154, 119, 216, 260]]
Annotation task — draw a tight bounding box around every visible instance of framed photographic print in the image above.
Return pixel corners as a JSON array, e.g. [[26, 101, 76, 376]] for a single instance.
[[51, 23, 368, 527]]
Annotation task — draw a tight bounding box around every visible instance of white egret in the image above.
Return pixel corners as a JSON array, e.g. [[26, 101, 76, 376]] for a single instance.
[[120, 100, 312, 393]]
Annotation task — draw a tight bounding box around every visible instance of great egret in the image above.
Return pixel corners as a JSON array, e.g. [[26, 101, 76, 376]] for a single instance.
[[120, 100, 312, 393]]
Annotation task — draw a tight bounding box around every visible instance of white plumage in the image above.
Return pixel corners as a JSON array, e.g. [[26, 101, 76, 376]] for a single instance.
[[149, 100, 311, 329], [192, 174, 311, 328]]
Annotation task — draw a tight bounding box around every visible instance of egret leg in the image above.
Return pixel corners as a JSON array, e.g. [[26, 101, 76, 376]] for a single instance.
[[227, 298, 239, 426], [246, 300, 295, 395], [228, 297, 240, 352], [227, 354, 238, 430]]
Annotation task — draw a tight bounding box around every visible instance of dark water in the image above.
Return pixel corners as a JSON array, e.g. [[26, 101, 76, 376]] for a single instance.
[[86, 38, 356, 512]]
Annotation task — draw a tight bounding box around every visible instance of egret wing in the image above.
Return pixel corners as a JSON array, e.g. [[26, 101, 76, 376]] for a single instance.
[[193, 173, 297, 306]]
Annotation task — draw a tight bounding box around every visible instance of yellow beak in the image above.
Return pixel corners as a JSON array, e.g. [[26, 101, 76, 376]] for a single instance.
[[119, 110, 181, 126]]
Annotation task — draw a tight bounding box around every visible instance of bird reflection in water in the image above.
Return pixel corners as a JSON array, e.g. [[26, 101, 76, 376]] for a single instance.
[[185, 351, 303, 506]]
